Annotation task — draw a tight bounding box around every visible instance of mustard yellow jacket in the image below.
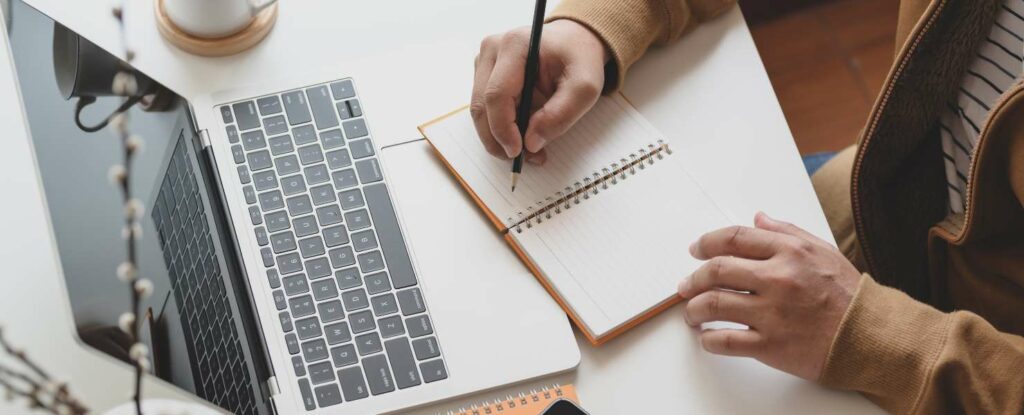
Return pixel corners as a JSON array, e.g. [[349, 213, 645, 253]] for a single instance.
[[549, 0, 1024, 413]]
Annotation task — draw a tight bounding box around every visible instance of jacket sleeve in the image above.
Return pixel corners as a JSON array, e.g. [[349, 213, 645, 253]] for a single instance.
[[547, 0, 736, 92], [821, 275, 1024, 414]]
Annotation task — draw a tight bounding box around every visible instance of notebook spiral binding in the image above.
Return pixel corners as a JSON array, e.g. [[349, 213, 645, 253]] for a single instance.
[[506, 140, 673, 234]]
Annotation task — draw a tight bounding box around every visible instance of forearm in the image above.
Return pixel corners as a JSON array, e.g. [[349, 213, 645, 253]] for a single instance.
[[547, 0, 736, 92], [822, 275, 1024, 413]]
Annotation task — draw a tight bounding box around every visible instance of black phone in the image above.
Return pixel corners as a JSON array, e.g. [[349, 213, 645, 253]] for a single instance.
[[542, 399, 589, 415]]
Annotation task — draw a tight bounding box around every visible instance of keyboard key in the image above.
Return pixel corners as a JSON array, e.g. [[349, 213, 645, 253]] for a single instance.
[[320, 129, 345, 149], [270, 231, 297, 254], [267, 134, 294, 156], [292, 124, 317, 145], [252, 170, 278, 191], [324, 321, 351, 345], [241, 130, 267, 151], [328, 246, 356, 268], [329, 345, 358, 370], [232, 101, 259, 130], [304, 164, 330, 186], [343, 119, 369, 140], [282, 91, 312, 125], [350, 310, 376, 333], [278, 312, 293, 332], [310, 184, 336, 206], [365, 183, 418, 288], [258, 190, 285, 211], [285, 333, 301, 355], [347, 99, 363, 117], [407, 315, 433, 338], [305, 257, 331, 279], [314, 384, 342, 408], [385, 337, 420, 389], [351, 230, 378, 252], [316, 205, 344, 226], [306, 86, 339, 130], [295, 316, 322, 340], [341, 288, 368, 311], [355, 159, 383, 184], [276, 252, 302, 274], [338, 190, 364, 211], [289, 295, 316, 318], [281, 175, 307, 196], [291, 356, 305, 376], [263, 115, 288, 135], [349, 138, 374, 161], [357, 251, 385, 273], [265, 211, 290, 232], [286, 194, 313, 216], [323, 225, 350, 247], [336, 267, 361, 290], [282, 273, 308, 295], [338, 366, 370, 401], [412, 337, 440, 360], [298, 236, 326, 259], [274, 154, 300, 176], [226, 125, 240, 143], [248, 206, 263, 225], [370, 293, 399, 316], [257, 95, 282, 115], [397, 289, 425, 316], [220, 105, 234, 123], [326, 149, 352, 170], [243, 185, 257, 204], [231, 145, 246, 164], [272, 290, 287, 310], [420, 359, 447, 383], [355, 332, 382, 355], [378, 316, 405, 338], [266, 268, 280, 288], [336, 101, 353, 120], [332, 169, 359, 190], [247, 150, 273, 171], [308, 361, 335, 385], [364, 271, 391, 295], [297, 378, 315, 410], [297, 145, 324, 165], [344, 209, 371, 230], [330, 79, 356, 100], [293, 215, 319, 237], [301, 338, 329, 362], [237, 165, 251, 184], [362, 354, 395, 395], [318, 300, 345, 322]]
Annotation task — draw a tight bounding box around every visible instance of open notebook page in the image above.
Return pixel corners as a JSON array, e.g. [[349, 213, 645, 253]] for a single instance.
[[423, 95, 733, 338]]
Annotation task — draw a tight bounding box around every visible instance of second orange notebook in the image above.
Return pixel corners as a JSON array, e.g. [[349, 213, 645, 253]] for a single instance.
[[419, 95, 733, 345]]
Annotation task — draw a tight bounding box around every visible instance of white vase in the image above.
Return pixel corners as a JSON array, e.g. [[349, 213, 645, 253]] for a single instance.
[[103, 399, 221, 415]]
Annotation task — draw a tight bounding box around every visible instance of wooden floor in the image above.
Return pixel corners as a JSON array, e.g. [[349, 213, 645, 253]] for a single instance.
[[748, 0, 899, 155]]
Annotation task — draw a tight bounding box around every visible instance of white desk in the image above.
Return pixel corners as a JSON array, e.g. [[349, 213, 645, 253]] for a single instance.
[[1, 0, 881, 413]]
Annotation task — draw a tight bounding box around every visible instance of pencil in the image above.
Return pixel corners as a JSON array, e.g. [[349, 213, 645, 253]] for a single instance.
[[511, 0, 547, 192]]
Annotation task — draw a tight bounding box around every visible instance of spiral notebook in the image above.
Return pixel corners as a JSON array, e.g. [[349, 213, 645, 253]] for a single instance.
[[420, 95, 733, 344]]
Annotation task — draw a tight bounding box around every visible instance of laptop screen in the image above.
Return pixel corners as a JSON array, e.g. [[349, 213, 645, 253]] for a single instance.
[[6, 2, 269, 413]]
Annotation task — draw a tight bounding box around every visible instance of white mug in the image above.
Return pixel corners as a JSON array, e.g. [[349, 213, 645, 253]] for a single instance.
[[163, 0, 278, 38]]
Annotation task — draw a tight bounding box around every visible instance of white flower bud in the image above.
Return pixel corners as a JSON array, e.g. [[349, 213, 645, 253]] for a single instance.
[[125, 199, 145, 219], [118, 312, 135, 333], [116, 262, 137, 282], [110, 113, 128, 135], [137, 357, 151, 372], [129, 343, 149, 360], [132, 222, 143, 239], [108, 165, 127, 186], [135, 278, 154, 298], [126, 134, 145, 154], [111, 72, 138, 96]]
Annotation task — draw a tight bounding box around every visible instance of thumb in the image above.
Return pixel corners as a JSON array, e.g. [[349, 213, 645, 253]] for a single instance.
[[524, 76, 601, 153]]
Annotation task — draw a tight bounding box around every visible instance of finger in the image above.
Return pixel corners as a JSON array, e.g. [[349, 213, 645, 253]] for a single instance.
[[700, 329, 764, 357], [484, 32, 530, 158], [682, 290, 760, 327], [678, 256, 764, 299], [754, 212, 832, 249], [471, 41, 507, 159], [690, 226, 786, 261], [524, 75, 602, 153], [526, 149, 547, 165]]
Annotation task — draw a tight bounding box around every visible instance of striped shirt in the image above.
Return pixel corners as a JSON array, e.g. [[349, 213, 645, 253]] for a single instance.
[[942, 0, 1024, 213]]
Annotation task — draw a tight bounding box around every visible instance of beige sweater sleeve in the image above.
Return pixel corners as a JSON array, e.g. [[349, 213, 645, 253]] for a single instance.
[[547, 0, 736, 92], [821, 275, 1024, 414]]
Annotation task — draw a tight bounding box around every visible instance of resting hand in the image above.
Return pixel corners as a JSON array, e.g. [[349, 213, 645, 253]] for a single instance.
[[472, 20, 609, 164], [678, 212, 861, 381]]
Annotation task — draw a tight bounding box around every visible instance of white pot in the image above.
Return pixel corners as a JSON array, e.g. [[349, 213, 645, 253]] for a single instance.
[[103, 399, 221, 415]]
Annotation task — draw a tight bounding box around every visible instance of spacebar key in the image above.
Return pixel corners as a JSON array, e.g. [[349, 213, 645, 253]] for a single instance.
[[364, 183, 417, 288]]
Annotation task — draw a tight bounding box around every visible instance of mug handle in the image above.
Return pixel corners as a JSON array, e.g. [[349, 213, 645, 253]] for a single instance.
[[249, 0, 278, 14]]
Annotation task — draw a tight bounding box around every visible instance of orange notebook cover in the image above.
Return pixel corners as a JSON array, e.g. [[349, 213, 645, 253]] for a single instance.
[[442, 384, 580, 415], [418, 96, 732, 346]]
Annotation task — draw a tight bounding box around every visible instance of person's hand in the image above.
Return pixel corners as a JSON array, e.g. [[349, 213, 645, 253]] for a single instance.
[[472, 20, 609, 164], [678, 212, 861, 381]]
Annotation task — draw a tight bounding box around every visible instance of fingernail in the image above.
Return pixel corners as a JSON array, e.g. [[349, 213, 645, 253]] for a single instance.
[[527, 136, 547, 153], [677, 275, 692, 297], [502, 143, 517, 158], [689, 241, 697, 257]]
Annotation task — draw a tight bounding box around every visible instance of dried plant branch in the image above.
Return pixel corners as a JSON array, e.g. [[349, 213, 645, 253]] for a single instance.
[[0, 328, 88, 414]]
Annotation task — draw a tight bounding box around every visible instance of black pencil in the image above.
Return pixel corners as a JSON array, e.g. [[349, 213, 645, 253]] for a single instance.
[[511, 0, 547, 192]]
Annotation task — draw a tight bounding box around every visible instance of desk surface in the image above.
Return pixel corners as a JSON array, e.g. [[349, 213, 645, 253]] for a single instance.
[[1, 0, 880, 413]]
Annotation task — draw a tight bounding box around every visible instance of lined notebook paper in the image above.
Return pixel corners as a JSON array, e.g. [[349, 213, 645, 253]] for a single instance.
[[421, 95, 733, 344]]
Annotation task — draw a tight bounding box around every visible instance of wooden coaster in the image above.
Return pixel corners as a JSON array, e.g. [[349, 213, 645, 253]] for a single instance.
[[155, 0, 278, 57]]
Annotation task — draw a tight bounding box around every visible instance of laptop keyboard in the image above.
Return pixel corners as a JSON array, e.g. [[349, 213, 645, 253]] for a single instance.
[[220, 79, 447, 410], [153, 136, 259, 415]]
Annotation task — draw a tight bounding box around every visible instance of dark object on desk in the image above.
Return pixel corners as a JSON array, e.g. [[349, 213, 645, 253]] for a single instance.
[[542, 399, 589, 415], [511, 0, 546, 192]]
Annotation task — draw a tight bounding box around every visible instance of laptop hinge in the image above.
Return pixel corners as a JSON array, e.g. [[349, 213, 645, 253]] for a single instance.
[[264, 376, 281, 414], [198, 128, 212, 149]]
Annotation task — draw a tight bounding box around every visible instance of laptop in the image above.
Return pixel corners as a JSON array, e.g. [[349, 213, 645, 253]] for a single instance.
[[3, 2, 579, 414]]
